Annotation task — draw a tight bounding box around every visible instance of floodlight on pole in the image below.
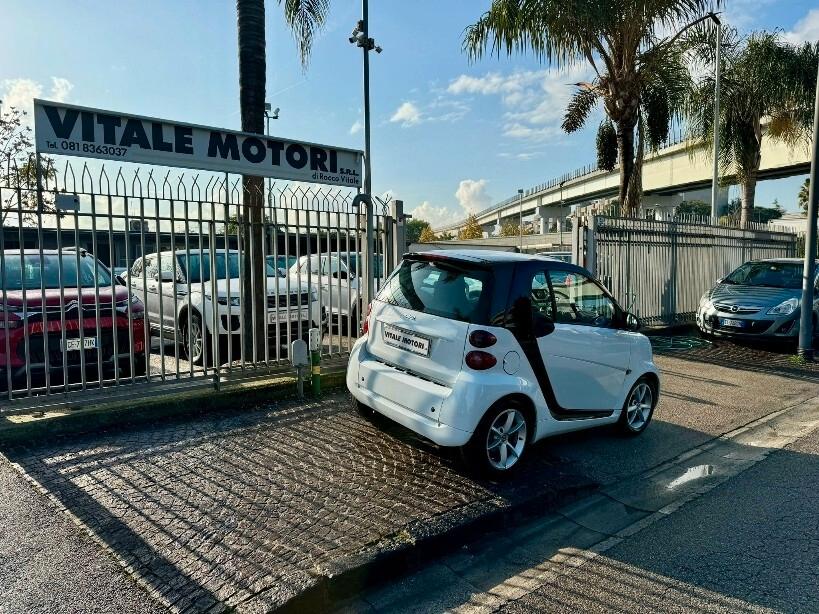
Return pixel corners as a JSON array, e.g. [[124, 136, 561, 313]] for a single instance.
[[349, 0, 383, 308], [709, 12, 722, 222]]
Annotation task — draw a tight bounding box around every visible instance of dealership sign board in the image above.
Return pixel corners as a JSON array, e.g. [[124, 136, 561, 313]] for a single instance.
[[34, 100, 362, 187]]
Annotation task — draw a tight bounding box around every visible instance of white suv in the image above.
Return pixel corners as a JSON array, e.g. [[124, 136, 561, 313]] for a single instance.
[[129, 249, 322, 365], [347, 250, 659, 476]]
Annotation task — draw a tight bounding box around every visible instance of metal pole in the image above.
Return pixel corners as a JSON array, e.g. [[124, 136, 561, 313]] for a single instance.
[[559, 181, 565, 247], [797, 59, 819, 359], [710, 14, 722, 221], [362, 0, 374, 310], [518, 189, 524, 250]]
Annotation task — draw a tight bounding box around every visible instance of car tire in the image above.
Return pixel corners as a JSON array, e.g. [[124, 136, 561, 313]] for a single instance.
[[342, 308, 358, 336], [184, 311, 213, 367], [461, 401, 530, 479], [617, 376, 657, 436]]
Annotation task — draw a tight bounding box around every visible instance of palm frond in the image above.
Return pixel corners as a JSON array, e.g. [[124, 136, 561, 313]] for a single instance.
[[280, 0, 330, 68], [563, 87, 599, 133]]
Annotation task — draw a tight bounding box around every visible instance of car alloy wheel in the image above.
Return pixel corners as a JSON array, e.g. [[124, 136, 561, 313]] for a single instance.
[[625, 381, 653, 431], [486, 408, 528, 471]]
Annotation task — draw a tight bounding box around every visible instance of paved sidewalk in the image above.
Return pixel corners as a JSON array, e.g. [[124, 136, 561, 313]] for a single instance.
[[5, 395, 589, 613]]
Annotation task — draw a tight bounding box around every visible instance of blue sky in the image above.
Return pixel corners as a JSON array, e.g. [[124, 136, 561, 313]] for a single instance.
[[2, 0, 818, 226]]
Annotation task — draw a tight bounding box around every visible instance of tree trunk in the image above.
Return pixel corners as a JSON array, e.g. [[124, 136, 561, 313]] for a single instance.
[[616, 119, 637, 217], [237, 0, 267, 363], [740, 175, 758, 227]]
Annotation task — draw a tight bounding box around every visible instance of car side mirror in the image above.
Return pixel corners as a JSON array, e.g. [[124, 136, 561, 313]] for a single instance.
[[115, 275, 127, 286], [625, 312, 641, 331], [333, 270, 348, 280], [155, 271, 175, 282]]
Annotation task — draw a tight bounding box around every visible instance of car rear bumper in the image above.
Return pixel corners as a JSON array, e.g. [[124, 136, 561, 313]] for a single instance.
[[347, 340, 472, 447]]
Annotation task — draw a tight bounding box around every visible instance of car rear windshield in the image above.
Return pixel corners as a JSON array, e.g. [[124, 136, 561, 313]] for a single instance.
[[1, 253, 111, 290], [723, 262, 803, 289], [376, 258, 492, 323]]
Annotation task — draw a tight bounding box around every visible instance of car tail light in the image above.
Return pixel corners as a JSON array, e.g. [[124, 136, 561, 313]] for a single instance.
[[469, 329, 497, 348], [360, 302, 373, 336], [465, 350, 496, 370]]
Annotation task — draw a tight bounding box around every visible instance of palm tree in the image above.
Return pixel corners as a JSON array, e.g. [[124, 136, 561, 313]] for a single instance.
[[799, 178, 810, 215], [463, 0, 715, 216], [686, 28, 818, 226], [236, 0, 330, 361]]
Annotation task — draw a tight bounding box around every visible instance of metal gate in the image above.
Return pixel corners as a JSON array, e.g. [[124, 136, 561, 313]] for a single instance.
[[0, 154, 400, 407], [577, 215, 799, 325]]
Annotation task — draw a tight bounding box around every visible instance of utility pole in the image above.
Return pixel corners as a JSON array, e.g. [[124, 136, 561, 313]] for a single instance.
[[559, 180, 565, 247], [709, 12, 722, 221], [350, 0, 382, 310], [797, 60, 819, 359]]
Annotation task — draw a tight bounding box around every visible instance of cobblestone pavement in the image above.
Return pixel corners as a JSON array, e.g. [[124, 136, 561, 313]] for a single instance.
[[4, 336, 818, 613], [5, 394, 587, 613]]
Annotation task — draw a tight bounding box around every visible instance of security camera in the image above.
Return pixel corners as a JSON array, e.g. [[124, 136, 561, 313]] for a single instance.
[[375, 45, 383, 53], [349, 35, 357, 43]]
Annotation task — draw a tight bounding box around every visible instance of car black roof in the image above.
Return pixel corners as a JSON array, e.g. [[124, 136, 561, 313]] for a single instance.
[[404, 249, 589, 272]]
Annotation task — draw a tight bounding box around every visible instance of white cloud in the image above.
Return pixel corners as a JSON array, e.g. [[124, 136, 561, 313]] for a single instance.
[[499, 151, 542, 161], [455, 178, 491, 213], [785, 8, 819, 45], [1, 77, 74, 121], [349, 119, 363, 135], [49, 77, 74, 102], [409, 200, 464, 228], [447, 66, 591, 142], [390, 101, 422, 127]]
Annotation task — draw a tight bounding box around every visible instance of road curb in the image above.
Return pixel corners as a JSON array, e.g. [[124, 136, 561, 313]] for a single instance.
[[0, 364, 348, 446], [273, 479, 597, 613]]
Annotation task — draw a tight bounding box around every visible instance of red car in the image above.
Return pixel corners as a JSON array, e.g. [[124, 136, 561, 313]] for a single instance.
[[0, 249, 147, 391]]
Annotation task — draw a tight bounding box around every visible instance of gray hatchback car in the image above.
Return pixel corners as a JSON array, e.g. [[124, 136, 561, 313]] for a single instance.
[[697, 258, 819, 341]]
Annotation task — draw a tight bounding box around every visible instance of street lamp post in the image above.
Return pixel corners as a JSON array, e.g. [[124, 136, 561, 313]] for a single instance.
[[797, 59, 819, 359], [518, 189, 524, 251], [350, 0, 382, 308], [709, 12, 722, 222]]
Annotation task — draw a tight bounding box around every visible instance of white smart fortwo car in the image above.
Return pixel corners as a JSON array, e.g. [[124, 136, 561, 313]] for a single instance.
[[347, 250, 660, 477]]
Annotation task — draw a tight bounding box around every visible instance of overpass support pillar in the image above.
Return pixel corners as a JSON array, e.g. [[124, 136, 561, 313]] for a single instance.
[[536, 206, 548, 234]]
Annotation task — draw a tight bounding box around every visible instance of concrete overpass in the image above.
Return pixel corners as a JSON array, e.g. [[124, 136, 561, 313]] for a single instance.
[[435, 136, 811, 236]]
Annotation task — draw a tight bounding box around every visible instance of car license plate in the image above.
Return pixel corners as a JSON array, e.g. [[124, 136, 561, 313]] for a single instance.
[[720, 318, 745, 328], [61, 337, 97, 351], [382, 324, 430, 356], [269, 309, 308, 324]]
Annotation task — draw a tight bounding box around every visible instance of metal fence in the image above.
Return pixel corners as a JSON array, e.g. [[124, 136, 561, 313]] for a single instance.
[[580, 215, 798, 325], [0, 154, 398, 408]]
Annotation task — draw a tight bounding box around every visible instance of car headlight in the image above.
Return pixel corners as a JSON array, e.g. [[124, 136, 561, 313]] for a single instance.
[[767, 297, 799, 316], [699, 293, 711, 309], [216, 296, 241, 307]]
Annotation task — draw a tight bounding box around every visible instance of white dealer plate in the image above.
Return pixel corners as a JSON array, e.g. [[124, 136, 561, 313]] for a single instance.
[[62, 337, 97, 351], [269, 309, 309, 324], [382, 324, 430, 357]]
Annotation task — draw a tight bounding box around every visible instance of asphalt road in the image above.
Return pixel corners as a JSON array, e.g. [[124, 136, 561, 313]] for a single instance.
[[501, 426, 819, 613], [0, 458, 166, 614]]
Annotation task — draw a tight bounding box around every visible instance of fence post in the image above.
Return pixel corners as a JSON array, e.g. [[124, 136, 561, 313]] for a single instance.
[[571, 217, 582, 266], [586, 216, 598, 276], [390, 199, 405, 273]]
